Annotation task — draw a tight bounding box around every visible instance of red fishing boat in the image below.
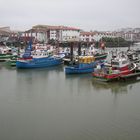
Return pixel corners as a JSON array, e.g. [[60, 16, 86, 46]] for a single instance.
[[92, 53, 137, 82]]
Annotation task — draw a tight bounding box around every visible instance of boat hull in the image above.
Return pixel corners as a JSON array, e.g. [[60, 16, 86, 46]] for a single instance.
[[65, 62, 97, 74], [0, 54, 16, 62], [93, 67, 135, 82], [16, 57, 63, 69], [95, 53, 108, 61], [65, 67, 94, 74]]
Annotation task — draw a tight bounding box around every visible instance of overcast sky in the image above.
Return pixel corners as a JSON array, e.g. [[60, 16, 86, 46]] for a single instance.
[[0, 0, 140, 31]]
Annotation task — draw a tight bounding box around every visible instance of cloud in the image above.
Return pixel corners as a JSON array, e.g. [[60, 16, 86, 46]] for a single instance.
[[0, 0, 140, 31]]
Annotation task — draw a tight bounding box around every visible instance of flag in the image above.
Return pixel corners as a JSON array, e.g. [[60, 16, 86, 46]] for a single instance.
[[100, 41, 105, 50]]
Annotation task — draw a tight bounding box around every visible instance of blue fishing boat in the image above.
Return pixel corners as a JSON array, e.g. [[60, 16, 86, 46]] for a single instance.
[[16, 42, 63, 69], [64, 41, 107, 74], [65, 55, 105, 74]]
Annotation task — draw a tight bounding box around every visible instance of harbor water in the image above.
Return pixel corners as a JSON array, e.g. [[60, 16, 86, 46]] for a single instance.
[[0, 46, 140, 140]]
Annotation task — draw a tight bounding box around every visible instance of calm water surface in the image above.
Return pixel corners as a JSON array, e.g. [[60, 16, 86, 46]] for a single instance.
[[0, 48, 140, 140]]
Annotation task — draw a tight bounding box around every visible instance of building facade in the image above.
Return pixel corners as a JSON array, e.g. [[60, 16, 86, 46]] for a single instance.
[[23, 25, 81, 43], [80, 31, 116, 42]]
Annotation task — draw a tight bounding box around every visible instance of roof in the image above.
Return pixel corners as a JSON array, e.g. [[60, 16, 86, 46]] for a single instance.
[[80, 31, 114, 36], [32, 25, 81, 31], [80, 32, 96, 36], [0, 30, 12, 36]]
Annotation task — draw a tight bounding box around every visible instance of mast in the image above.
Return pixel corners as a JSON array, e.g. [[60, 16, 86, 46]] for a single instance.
[[70, 42, 74, 62], [78, 42, 81, 56]]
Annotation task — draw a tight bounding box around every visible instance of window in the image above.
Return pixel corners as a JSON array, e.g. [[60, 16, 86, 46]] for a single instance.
[[122, 60, 128, 64], [111, 61, 119, 65]]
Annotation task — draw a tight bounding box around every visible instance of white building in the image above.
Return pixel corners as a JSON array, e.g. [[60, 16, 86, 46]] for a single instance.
[[133, 28, 140, 33], [24, 25, 81, 43], [116, 28, 140, 41], [124, 32, 134, 41], [48, 26, 80, 42], [80, 31, 115, 42]]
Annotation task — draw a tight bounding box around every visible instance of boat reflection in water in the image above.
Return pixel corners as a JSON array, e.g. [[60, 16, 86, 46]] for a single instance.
[[92, 77, 140, 94], [16, 65, 64, 80], [1, 60, 140, 140]]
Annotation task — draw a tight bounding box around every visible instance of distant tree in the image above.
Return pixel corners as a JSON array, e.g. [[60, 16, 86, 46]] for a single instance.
[[99, 37, 133, 47]]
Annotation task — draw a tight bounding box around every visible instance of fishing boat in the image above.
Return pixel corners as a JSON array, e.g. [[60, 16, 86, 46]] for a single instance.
[[92, 53, 137, 82], [0, 46, 17, 62], [64, 41, 107, 74], [65, 55, 105, 74], [126, 48, 140, 62], [16, 42, 63, 69]]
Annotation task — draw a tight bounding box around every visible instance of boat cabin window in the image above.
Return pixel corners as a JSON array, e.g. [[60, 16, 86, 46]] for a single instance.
[[111, 61, 119, 66], [122, 60, 128, 64]]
